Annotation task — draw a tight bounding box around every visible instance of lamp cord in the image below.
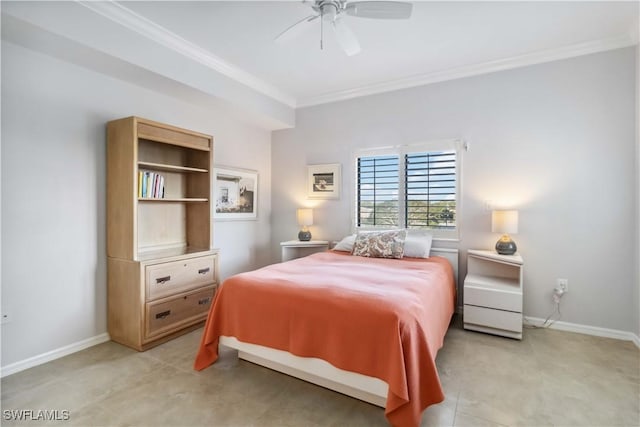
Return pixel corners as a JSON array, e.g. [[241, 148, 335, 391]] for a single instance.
[[524, 300, 562, 329]]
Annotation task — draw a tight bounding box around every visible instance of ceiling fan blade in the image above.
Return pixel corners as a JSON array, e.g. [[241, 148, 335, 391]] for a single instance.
[[332, 16, 361, 56], [345, 1, 413, 19], [275, 14, 319, 43]]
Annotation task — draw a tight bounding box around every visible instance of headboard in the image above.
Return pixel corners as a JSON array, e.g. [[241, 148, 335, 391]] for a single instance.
[[431, 247, 459, 300]]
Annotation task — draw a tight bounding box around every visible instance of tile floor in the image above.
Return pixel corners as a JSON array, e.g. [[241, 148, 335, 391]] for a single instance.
[[2, 316, 639, 426]]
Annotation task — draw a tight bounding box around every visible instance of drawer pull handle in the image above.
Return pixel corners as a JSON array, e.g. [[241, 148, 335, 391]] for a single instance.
[[155, 310, 171, 319], [198, 268, 210, 275], [156, 276, 171, 284], [198, 298, 210, 305]]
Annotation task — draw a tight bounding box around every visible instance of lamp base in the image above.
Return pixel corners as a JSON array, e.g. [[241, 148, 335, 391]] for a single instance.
[[298, 230, 312, 241], [495, 235, 517, 255]]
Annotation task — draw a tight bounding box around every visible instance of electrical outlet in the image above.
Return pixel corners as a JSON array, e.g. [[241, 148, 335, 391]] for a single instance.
[[1, 312, 11, 325], [553, 279, 568, 304], [556, 278, 569, 293]]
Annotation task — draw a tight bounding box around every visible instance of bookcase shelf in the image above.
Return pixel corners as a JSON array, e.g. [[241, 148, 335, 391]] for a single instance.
[[138, 197, 209, 202], [138, 161, 208, 174], [136, 246, 212, 262]]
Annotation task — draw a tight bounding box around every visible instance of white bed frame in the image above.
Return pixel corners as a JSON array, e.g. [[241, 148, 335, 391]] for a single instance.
[[219, 248, 459, 408]]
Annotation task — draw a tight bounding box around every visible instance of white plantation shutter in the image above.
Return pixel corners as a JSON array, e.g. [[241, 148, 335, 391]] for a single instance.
[[355, 140, 463, 240]]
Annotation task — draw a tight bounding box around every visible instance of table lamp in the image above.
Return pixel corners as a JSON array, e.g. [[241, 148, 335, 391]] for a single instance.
[[492, 210, 518, 255], [297, 208, 313, 241]]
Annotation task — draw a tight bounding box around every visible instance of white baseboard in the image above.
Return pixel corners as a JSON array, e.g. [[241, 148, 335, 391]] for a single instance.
[[1, 333, 111, 378], [524, 316, 640, 349]]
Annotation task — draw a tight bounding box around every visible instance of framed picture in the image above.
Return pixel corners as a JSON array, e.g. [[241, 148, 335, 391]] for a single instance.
[[214, 166, 258, 220], [307, 163, 341, 199]]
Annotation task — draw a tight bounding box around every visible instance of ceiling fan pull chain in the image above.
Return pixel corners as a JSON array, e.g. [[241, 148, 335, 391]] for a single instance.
[[320, 5, 324, 50]]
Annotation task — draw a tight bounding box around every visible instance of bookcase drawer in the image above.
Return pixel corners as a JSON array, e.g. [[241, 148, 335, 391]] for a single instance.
[[146, 255, 216, 301], [146, 286, 215, 339]]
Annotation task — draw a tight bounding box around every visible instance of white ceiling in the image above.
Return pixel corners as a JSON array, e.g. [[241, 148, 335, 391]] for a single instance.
[[120, 1, 638, 107]]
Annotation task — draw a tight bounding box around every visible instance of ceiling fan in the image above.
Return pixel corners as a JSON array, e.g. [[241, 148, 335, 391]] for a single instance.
[[275, 0, 413, 56]]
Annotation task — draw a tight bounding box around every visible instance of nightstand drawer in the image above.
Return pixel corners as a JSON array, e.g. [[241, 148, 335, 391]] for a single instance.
[[146, 255, 216, 301], [464, 304, 522, 333], [464, 283, 522, 312], [145, 286, 215, 339]]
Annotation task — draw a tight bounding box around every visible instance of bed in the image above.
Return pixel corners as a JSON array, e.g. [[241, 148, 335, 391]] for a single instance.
[[194, 246, 457, 427]]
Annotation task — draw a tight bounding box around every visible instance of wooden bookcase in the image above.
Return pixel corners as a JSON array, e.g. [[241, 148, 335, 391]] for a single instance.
[[107, 116, 219, 350]]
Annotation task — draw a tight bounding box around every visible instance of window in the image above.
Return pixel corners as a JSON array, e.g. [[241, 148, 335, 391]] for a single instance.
[[357, 155, 400, 227], [355, 140, 463, 240]]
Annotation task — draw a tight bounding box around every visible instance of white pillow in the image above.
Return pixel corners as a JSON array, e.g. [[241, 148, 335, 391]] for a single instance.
[[333, 234, 356, 252], [403, 232, 433, 258]]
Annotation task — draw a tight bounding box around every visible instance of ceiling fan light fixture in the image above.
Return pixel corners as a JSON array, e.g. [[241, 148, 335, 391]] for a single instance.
[[333, 16, 361, 56], [320, 2, 338, 22]]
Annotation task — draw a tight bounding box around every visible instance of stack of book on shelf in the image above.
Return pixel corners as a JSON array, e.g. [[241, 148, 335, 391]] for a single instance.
[[138, 171, 165, 198]]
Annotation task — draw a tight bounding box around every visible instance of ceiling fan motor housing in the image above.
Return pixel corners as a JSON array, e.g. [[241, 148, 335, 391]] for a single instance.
[[314, 1, 342, 21]]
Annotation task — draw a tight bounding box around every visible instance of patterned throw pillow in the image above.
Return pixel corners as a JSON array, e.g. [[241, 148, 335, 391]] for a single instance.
[[351, 229, 407, 259]]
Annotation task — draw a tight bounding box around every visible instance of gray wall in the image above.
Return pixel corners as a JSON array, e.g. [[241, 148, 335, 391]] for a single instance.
[[1, 41, 272, 366], [272, 47, 637, 333]]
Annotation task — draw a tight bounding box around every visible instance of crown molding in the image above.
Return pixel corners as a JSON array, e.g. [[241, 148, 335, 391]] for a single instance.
[[77, 0, 297, 108], [298, 34, 638, 108]]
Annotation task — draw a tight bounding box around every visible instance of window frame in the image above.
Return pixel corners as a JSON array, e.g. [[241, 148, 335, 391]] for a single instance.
[[353, 139, 465, 241]]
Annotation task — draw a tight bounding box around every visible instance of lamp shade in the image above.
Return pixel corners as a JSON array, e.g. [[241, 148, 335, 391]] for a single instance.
[[492, 210, 518, 234], [297, 208, 313, 227]]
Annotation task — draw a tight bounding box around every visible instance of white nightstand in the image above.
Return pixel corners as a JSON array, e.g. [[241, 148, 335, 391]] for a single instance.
[[463, 249, 524, 339], [280, 240, 330, 262]]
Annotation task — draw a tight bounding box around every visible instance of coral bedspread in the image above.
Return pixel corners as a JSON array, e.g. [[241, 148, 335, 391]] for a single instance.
[[194, 251, 455, 427]]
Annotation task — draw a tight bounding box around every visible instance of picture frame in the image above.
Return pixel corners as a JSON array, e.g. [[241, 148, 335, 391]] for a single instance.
[[213, 166, 258, 220], [307, 163, 341, 199]]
